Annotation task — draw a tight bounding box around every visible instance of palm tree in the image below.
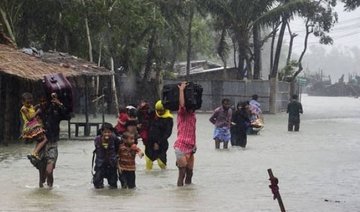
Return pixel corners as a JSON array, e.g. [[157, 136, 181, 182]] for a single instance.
[[200, 0, 276, 80]]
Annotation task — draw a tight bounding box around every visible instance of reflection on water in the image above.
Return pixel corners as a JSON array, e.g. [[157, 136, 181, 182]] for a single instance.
[[0, 95, 359, 211]]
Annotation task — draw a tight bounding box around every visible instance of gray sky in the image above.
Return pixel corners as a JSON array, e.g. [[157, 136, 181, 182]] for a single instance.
[[287, 2, 360, 81], [291, 2, 360, 54]]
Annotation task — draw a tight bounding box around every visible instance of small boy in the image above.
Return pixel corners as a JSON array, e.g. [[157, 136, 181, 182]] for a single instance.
[[93, 123, 120, 189], [118, 131, 144, 189]]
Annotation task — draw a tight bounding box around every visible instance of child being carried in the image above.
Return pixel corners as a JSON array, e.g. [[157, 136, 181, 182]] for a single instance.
[[20, 92, 47, 167]]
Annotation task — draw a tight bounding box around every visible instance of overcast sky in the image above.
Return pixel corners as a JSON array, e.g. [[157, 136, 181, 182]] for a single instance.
[[287, 2, 360, 81], [291, 2, 360, 54]]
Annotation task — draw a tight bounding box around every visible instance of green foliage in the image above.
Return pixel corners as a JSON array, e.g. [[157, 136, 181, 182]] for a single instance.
[[0, 0, 339, 83], [279, 59, 297, 81], [341, 0, 360, 10]]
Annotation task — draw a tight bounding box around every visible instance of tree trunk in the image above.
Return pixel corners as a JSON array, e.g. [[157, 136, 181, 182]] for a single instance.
[[271, 16, 287, 78], [245, 54, 253, 80], [286, 22, 297, 65], [4, 78, 12, 145], [110, 57, 119, 112], [143, 30, 156, 82], [270, 26, 277, 74], [154, 62, 162, 100], [286, 35, 295, 65], [0, 74, 3, 144], [290, 19, 311, 97], [269, 77, 277, 114], [237, 33, 248, 80], [253, 24, 262, 79], [233, 41, 237, 68], [96, 40, 102, 100], [168, 41, 178, 73], [218, 28, 228, 79], [186, 5, 194, 79], [82, 0, 93, 62], [237, 43, 246, 80]]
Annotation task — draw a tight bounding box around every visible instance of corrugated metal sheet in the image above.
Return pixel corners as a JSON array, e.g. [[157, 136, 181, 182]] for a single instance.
[[0, 44, 113, 81]]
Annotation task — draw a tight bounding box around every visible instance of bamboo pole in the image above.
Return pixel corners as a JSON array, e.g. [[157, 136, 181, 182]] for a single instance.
[[267, 169, 286, 212]]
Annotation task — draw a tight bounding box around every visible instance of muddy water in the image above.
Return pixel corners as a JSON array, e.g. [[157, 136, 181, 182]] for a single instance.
[[0, 95, 359, 211]]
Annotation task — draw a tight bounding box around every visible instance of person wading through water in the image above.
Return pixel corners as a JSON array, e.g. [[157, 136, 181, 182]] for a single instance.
[[174, 82, 197, 186]]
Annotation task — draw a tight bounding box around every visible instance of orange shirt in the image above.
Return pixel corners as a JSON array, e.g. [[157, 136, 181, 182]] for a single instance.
[[118, 143, 141, 171]]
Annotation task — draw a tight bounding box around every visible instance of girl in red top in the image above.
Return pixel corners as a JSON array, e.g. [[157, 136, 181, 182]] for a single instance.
[[174, 82, 197, 186], [115, 106, 128, 136]]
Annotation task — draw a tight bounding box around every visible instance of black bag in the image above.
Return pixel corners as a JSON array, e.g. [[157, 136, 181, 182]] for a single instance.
[[43, 73, 74, 120], [162, 84, 179, 111], [162, 82, 203, 111], [185, 82, 203, 110]]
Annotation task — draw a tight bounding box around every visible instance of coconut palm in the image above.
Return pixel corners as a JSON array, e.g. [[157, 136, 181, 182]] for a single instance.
[[200, 0, 282, 79]]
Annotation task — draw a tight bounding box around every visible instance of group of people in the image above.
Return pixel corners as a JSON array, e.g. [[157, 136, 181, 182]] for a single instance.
[[209, 94, 303, 149], [209, 95, 264, 149], [21, 82, 303, 189], [91, 82, 196, 189]]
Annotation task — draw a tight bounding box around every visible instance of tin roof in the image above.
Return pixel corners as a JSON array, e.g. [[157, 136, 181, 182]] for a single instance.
[[0, 44, 113, 81]]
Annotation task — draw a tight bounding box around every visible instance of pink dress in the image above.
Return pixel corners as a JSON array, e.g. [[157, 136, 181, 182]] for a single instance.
[[174, 106, 196, 154]]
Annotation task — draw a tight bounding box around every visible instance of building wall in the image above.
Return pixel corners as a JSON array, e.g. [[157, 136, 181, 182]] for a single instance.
[[164, 79, 290, 113], [177, 67, 239, 81]]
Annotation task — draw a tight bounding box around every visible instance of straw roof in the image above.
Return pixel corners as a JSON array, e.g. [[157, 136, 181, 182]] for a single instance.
[[0, 44, 113, 81]]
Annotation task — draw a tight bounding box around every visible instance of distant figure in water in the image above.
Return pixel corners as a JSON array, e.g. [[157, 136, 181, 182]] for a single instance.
[[209, 98, 232, 149], [249, 94, 262, 122], [287, 94, 303, 131], [231, 101, 251, 148]]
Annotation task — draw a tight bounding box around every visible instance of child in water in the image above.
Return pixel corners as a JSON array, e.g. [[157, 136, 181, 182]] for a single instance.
[[93, 122, 119, 189], [20, 92, 47, 163], [118, 131, 144, 189]]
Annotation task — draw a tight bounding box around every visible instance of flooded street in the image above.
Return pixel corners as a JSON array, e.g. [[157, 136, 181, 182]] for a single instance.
[[1, 95, 360, 212]]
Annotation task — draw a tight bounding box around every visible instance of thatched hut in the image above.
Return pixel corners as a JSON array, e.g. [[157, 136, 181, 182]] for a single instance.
[[0, 44, 113, 144]]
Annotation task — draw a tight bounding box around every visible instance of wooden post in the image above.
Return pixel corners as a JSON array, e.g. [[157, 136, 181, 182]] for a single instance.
[[269, 77, 277, 114], [84, 76, 90, 136], [0, 74, 3, 144], [3, 78, 12, 145], [267, 169, 286, 212]]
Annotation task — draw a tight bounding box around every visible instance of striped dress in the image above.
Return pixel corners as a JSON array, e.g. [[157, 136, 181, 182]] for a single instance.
[[173, 106, 196, 154]]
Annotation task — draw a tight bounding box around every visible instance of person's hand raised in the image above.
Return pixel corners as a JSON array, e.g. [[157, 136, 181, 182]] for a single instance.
[[178, 82, 187, 90]]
